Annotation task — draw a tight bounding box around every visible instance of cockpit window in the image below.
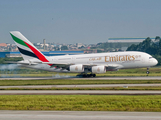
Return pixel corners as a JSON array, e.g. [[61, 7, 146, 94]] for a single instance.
[[149, 57, 153, 59]]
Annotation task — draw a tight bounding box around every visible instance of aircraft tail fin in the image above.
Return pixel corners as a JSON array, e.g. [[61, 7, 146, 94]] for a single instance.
[[10, 31, 49, 62]]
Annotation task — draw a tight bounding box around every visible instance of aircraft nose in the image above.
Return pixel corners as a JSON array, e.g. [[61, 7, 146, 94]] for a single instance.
[[154, 58, 158, 65]]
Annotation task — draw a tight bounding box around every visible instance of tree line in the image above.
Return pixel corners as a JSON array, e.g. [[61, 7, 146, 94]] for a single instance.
[[127, 37, 161, 65]]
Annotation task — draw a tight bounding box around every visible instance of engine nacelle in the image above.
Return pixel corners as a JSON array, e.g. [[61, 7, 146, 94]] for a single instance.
[[69, 64, 84, 73], [92, 66, 106, 74]]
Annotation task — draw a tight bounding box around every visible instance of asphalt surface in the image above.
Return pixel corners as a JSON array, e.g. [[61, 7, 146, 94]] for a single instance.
[[0, 76, 161, 95], [0, 111, 161, 120], [0, 90, 161, 95], [1, 76, 161, 80], [1, 84, 161, 89]]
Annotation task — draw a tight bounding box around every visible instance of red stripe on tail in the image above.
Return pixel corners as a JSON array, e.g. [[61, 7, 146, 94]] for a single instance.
[[25, 42, 52, 66], [25, 42, 48, 62]]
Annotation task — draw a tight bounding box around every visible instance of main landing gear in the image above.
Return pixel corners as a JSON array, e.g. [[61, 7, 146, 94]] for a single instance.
[[146, 68, 150, 74], [76, 73, 96, 78]]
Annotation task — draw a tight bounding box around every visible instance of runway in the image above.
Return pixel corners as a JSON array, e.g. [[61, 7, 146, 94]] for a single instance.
[[1, 76, 161, 95], [1, 84, 161, 89], [0, 90, 161, 95], [0, 111, 161, 120], [1, 76, 161, 80]]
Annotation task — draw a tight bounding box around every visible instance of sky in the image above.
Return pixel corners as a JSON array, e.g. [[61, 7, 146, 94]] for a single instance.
[[0, 0, 161, 44]]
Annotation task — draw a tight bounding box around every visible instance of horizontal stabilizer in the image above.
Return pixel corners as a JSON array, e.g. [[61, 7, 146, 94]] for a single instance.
[[5, 61, 38, 65]]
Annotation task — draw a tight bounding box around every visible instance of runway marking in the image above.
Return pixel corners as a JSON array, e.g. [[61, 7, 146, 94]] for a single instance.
[[0, 111, 161, 120], [0, 90, 161, 95], [1, 84, 161, 89], [1, 76, 161, 80]]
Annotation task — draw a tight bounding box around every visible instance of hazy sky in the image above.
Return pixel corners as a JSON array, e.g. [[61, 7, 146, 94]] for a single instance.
[[0, 0, 161, 44]]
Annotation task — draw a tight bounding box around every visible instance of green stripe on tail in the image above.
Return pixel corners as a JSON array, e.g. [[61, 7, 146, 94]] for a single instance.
[[10, 33, 28, 48]]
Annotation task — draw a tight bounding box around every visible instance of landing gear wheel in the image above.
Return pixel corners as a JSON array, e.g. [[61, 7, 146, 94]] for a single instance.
[[87, 74, 91, 77], [83, 74, 87, 77], [92, 74, 96, 77], [89, 74, 93, 77], [146, 71, 149, 74], [146, 68, 150, 74], [77, 73, 96, 78]]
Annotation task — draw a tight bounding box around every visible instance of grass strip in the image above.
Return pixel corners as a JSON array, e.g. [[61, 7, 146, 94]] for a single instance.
[[0, 66, 161, 76], [0, 79, 161, 86], [1, 68, 161, 76], [0, 95, 161, 111], [2, 86, 161, 90], [1, 73, 161, 77]]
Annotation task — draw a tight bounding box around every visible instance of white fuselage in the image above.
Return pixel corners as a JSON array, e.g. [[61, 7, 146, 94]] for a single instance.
[[20, 51, 158, 73]]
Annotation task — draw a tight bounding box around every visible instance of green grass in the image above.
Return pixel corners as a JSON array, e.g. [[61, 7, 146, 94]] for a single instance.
[[2, 86, 161, 90], [1, 79, 161, 86], [0, 95, 161, 111], [1, 73, 161, 77], [96, 68, 161, 76], [1, 68, 161, 77]]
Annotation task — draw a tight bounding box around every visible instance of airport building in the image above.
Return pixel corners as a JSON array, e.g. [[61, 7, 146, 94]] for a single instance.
[[108, 38, 155, 43], [0, 51, 84, 58]]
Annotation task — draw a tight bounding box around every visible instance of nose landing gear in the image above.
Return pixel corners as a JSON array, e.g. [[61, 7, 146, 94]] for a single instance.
[[146, 68, 150, 74]]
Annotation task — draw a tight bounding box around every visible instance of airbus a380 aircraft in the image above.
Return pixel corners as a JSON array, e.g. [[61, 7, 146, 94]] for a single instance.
[[9, 31, 158, 77]]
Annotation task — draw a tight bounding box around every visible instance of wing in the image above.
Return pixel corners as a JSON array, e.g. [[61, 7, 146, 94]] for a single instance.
[[39, 62, 123, 71], [5, 61, 38, 65], [6, 60, 123, 72]]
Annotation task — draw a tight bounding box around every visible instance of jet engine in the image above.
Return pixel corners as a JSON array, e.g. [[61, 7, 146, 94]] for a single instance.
[[69, 64, 84, 72], [92, 66, 106, 73]]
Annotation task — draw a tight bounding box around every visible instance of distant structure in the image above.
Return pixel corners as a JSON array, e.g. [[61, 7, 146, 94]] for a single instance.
[[43, 39, 46, 50], [0, 51, 84, 58], [0, 43, 7, 47], [59, 45, 62, 51], [76, 43, 84, 48], [108, 38, 155, 43]]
